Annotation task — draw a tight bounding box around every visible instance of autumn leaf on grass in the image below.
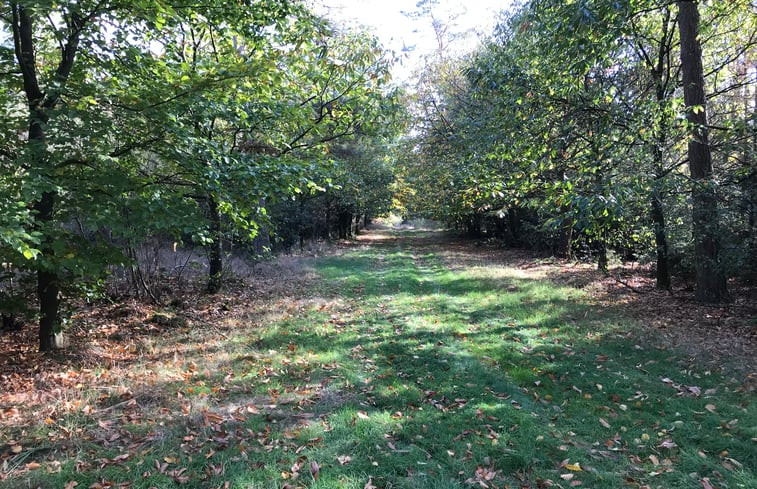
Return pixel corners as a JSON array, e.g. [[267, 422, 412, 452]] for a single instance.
[[658, 439, 677, 449], [357, 411, 370, 419], [700, 477, 716, 489], [598, 418, 611, 429], [364, 477, 377, 489], [704, 404, 717, 413], [337, 455, 352, 465], [169, 467, 190, 484], [310, 461, 320, 481]]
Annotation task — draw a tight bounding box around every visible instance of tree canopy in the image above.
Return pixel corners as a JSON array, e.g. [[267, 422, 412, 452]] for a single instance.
[[399, 0, 755, 299]]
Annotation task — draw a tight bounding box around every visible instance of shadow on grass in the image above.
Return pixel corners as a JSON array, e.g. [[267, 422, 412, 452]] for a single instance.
[[4, 229, 755, 489]]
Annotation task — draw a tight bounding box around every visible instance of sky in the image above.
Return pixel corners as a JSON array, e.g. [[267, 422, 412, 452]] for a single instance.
[[310, 0, 514, 83]]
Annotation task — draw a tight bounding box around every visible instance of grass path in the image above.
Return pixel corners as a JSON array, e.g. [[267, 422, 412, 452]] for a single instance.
[[1, 229, 755, 489]]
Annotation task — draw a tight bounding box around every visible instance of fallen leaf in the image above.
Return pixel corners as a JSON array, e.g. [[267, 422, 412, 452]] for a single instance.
[[364, 477, 377, 489], [599, 418, 611, 429], [658, 439, 677, 449], [337, 455, 352, 465], [357, 411, 370, 420], [700, 477, 715, 489], [704, 404, 716, 413], [565, 463, 582, 472], [310, 461, 320, 481], [11, 444, 22, 454]]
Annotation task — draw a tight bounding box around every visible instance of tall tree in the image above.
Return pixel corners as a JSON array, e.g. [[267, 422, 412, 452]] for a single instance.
[[9, 2, 90, 351], [677, 0, 729, 302]]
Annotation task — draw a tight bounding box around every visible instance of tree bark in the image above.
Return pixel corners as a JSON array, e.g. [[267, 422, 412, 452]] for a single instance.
[[596, 239, 608, 275], [35, 191, 59, 351], [677, 0, 729, 302], [650, 189, 671, 289], [206, 196, 223, 294]]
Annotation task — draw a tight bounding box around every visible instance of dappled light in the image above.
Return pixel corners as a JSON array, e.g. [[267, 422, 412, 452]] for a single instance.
[[1, 1, 755, 488], [2, 230, 753, 488]]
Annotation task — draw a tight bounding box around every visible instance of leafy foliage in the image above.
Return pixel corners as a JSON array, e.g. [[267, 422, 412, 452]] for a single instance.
[[398, 0, 756, 295], [0, 0, 401, 349]]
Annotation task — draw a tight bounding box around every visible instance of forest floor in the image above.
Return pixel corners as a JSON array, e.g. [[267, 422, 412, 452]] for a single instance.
[[1, 228, 755, 489]]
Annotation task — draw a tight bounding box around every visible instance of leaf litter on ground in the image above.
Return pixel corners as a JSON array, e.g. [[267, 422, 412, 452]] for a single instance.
[[0, 228, 755, 488]]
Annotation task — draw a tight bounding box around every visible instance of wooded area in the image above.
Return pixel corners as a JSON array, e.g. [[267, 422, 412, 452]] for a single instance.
[[1, 0, 402, 351], [0, 0, 755, 351], [400, 0, 755, 298], [0, 2, 755, 487]]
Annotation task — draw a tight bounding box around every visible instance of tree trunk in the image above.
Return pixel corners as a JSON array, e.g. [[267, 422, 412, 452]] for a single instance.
[[678, 0, 729, 302], [508, 207, 521, 246], [337, 210, 352, 239], [651, 52, 672, 289], [556, 206, 573, 259], [207, 196, 223, 294], [596, 239, 608, 275], [36, 192, 59, 352], [650, 189, 671, 289], [12, 4, 83, 351]]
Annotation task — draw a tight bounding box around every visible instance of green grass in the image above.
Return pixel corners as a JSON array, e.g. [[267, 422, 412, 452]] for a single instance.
[[1, 229, 754, 489]]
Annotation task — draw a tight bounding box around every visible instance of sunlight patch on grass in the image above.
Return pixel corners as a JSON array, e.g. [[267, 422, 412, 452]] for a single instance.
[[2, 232, 755, 489]]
